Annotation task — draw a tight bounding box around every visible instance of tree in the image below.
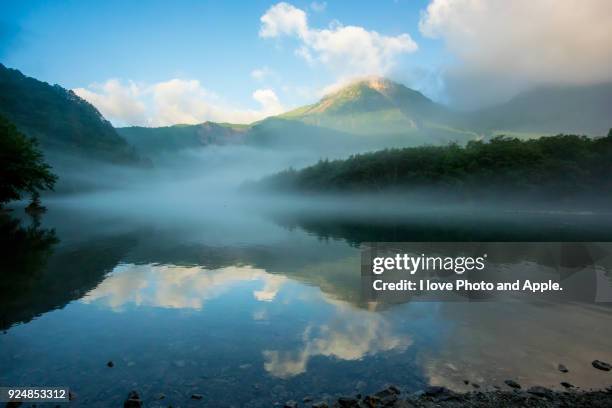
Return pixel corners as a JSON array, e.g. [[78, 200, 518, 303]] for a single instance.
[[0, 114, 57, 205]]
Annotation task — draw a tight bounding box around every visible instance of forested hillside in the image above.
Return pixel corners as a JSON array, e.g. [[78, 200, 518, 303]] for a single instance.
[[0, 64, 140, 164], [257, 132, 612, 201]]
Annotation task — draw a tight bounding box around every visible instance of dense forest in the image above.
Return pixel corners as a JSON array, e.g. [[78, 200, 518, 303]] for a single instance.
[[256, 132, 612, 201], [0, 64, 140, 164]]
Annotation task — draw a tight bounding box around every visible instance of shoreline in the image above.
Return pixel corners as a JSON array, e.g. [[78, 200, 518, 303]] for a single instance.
[[285, 384, 612, 408]]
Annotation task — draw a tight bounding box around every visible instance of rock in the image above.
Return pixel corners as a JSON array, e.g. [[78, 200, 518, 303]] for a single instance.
[[463, 380, 469, 385], [387, 385, 401, 395], [303, 396, 313, 403], [337, 397, 359, 407], [424, 386, 448, 396], [373, 388, 399, 404], [561, 382, 574, 388], [312, 403, 328, 408], [527, 386, 552, 398], [283, 400, 298, 408], [191, 394, 204, 400], [68, 391, 76, 401], [504, 380, 521, 389], [107, 361, 114, 368], [394, 402, 418, 408], [472, 383, 480, 388], [155, 393, 165, 400], [592, 360, 612, 371], [558, 364, 569, 373], [123, 391, 142, 408], [362, 395, 380, 407]]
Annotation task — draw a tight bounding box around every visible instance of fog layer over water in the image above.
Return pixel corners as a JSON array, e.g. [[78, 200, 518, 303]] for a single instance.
[[3, 145, 612, 406]]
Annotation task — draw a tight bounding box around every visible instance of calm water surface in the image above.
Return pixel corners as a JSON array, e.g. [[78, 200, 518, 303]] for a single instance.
[[1, 201, 612, 407]]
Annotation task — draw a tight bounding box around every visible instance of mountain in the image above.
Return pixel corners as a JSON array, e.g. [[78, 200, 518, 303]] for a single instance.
[[0, 64, 140, 164], [471, 83, 612, 136], [280, 77, 462, 137], [117, 122, 249, 155]]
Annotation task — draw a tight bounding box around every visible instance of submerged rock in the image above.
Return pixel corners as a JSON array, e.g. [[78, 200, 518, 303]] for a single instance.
[[283, 400, 298, 408], [123, 391, 142, 408], [424, 386, 448, 397], [311, 402, 328, 408], [592, 360, 612, 371], [191, 393, 204, 400], [504, 380, 521, 389], [107, 361, 114, 368], [527, 386, 552, 398], [558, 363, 569, 373], [561, 382, 575, 388], [337, 396, 359, 407]]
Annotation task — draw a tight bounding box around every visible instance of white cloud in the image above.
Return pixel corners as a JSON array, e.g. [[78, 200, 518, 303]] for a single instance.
[[310, 1, 327, 12], [259, 2, 308, 38], [73, 79, 147, 125], [251, 66, 274, 81], [74, 79, 285, 126], [260, 2, 418, 78], [252, 88, 284, 115], [419, 0, 612, 106]]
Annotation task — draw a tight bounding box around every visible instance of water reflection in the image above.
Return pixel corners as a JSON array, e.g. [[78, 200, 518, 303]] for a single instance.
[[0, 211, 58, 329], [2, 205, 612, 406], [83, 264, 286, 310], [263, 299, 410, 379]]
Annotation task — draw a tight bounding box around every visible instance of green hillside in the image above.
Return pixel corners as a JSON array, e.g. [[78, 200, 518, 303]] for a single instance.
[[118, 121, 248, 155], [256, 132, 612, 203], [0, 64, 140, 164]]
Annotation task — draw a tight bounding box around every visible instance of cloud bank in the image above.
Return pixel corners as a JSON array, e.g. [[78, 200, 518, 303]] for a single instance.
[[260, 2, 417, 78], [74, 79, 285, 127], [419, 0, 612, 107]]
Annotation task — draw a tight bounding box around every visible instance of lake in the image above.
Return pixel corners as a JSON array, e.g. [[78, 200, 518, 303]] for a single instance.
[[2, 198, 612, 407]]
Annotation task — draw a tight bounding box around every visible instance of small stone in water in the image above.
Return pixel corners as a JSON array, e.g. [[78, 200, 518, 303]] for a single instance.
[[123, 391, 142, 408], [191, 394, 204, 400], [592, 360, 611, 371], [283, 400, 298, 408], [107, 361, 114, 368], [561, 382, 574, 388], [504, 380, 521, 389], [558, 364, 569, 373]]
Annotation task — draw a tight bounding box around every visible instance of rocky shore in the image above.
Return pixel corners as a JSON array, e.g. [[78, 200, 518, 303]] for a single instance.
[[295, 384, 612, 408]]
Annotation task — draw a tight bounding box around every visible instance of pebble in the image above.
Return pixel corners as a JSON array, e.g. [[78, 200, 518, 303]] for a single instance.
[[504, 380, 521, 389], [123, 391, 142, 408], [558, 363, 569, 373], [527, 386, 552, 398], [592, 360, 611, 371]]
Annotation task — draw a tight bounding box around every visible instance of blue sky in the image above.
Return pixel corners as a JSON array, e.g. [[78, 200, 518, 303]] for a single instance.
[[1, 0, 449, 125], [2, 1, 610, 125]]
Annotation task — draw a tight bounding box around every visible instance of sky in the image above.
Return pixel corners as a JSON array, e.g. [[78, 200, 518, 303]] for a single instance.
[[1, 0, 611, 126]]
